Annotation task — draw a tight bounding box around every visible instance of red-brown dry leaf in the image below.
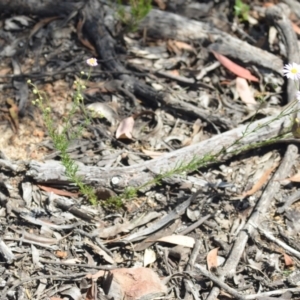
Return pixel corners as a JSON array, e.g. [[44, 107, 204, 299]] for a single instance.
[[37, 184, 79, 197], [212, 51, 259, 82], [240, 165, 277, 198], [86, 267, 167, 300], [85, 282, 96, 300], [116, 116, 135, 139], [283, 253, 294, 267], [207, 247, 219, 271], [236, 77, 257, 108]]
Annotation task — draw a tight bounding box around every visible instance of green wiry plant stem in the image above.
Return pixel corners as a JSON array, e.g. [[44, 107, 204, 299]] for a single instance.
[[28, 79, 98, 205]]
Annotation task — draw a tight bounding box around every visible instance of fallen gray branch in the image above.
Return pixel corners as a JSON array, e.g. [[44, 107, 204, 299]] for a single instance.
[[192, 265, 246, 300], [139, 8, 283, 73], [250, 223, 300, 260], [26, 113, 292, 191]]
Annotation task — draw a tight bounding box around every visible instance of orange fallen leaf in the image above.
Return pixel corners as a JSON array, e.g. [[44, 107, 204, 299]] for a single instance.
[[37, 185, 79, 197], [292, 22, 300, 35], [263, 3, 274, 7], [207, 247, 219, 271], [212, 51, 259, 82], [54, 250, 68, 259], [240, 165, 277, 198], [283, 253, 294, 267]]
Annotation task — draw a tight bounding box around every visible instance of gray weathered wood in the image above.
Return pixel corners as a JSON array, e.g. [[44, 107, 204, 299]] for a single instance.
[[26, 113, 292, 191]]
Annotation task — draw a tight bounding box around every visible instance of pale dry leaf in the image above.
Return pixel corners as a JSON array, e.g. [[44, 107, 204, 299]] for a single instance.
[[240, 164, 277, 197], [156, 235, 195, 248], [116, 116, 135, 140], [236, 77, 257, 108], [144, 248, 156, 267], [87, 102, 119, 125], [141, 148, 164, 159], [286, 172, 300, 182], [167, 40, 196, 54], [207, 247, 219, 271]]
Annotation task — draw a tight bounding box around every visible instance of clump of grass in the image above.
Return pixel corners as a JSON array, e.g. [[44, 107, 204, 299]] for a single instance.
[[116, 0, 152, 32], [234, 0, 250, 22]]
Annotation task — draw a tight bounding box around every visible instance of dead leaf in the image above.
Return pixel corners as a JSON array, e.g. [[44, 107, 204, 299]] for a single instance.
[[286, 172, 300, 182], [87, 102, 119, 125], [240, 165, 277, 198], [76, 17, 97, 55], [141, 148, 164, 159], [283, 253, 294, 267], [167, 40, 196, 55], [86, 268, 167, 299], [37, 185, 79, 197], [156, 235, 195, 248], [212, 51, 259, 82], [144, 248, 156, 267], [85, 281, 96, 300], [54, 250, 68, 259], [236, 77, 257, 108], [292, 22, 300, 35], [153, 0, 166, 10], [207, 247, 219, 271], [116, 116, 135, 139]]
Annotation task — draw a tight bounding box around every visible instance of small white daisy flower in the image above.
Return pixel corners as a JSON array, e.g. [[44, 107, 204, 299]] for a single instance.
[[283, 62, 300, 80], [86, 58, 98, 67]]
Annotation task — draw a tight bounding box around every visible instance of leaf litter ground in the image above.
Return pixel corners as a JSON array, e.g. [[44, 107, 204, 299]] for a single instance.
[[0, 0, 300, 299]]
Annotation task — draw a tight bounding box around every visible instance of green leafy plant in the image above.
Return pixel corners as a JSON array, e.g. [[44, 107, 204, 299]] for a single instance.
[[116, 0, 152, 32], [234, 0, 249, 21]]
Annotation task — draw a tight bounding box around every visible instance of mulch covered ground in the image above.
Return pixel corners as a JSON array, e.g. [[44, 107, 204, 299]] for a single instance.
[[0, 0, 300, 299]]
